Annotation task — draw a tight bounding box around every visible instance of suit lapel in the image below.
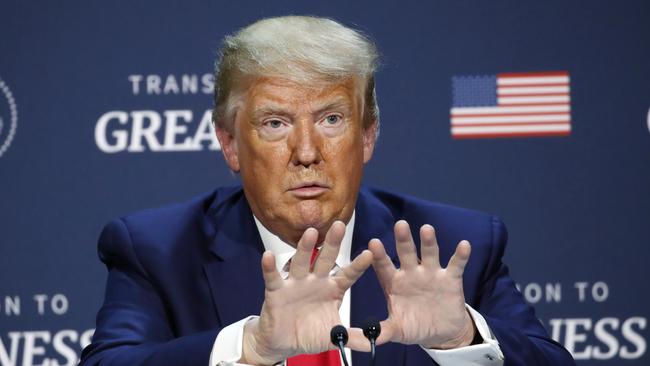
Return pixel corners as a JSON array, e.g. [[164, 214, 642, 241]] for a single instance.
[[350, 188, 405, 366], [202, 189, 266, 327]]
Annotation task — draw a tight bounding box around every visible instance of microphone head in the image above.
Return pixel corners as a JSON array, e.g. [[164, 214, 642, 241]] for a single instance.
[[362, 317, 381, 340], [330, 325, 349, 346]]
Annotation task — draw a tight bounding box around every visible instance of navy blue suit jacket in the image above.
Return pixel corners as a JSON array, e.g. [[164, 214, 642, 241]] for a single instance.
[[80, 186, 574, 365]]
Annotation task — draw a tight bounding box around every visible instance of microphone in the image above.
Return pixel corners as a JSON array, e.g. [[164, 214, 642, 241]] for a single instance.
[[330, 325, 350, 366], [362, 317, 381, 366]]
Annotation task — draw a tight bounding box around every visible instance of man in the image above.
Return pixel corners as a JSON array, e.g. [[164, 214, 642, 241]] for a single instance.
[[81, 16, 575, 365]]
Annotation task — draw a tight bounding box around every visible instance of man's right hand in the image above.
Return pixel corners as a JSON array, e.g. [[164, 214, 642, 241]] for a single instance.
[[239, 221, 373, 365]]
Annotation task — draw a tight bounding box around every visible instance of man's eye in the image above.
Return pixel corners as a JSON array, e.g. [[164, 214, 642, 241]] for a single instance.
[[324, 115, 341, 124], [266, 120, 283, 128]]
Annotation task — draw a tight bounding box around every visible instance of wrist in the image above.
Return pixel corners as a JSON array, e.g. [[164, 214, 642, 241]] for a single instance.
[[423, 311, 477, 350], [239, 319, 280, 365]]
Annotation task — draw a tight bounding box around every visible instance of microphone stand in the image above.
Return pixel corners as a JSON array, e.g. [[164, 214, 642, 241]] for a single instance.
[[330, 325, 350, 366], [363, 318, 381, 366]]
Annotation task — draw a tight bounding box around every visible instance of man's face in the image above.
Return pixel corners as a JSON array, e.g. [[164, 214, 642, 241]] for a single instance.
[[217, 76, 376, 245]]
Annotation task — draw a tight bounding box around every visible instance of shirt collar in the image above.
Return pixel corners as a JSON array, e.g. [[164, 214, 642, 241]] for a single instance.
[[253, 211, 355, 275]]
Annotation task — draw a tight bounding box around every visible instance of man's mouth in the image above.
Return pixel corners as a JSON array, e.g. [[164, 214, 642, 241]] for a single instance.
[[288, 181, 330, 198]]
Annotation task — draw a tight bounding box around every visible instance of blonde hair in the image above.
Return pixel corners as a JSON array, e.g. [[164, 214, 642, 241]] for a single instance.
[[212, 16, 380, 133]]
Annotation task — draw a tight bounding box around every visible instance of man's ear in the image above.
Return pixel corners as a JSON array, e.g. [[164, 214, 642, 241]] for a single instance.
[[216, 126, 240, 172], [362, 121, 378, 164]]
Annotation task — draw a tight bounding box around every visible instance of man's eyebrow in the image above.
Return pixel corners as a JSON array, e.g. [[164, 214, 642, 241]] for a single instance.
[[251, 105, 293, 119], [251, 98, 353, 117], [312, 98, 353, 115]]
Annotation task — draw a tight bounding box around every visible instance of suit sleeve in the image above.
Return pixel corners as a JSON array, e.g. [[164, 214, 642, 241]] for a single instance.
[[475, 216, 576, 366], [79, 218, 219, 366]]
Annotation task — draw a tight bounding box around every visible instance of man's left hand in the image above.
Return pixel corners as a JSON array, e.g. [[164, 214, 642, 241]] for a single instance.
[[351, 220, 476, 350]]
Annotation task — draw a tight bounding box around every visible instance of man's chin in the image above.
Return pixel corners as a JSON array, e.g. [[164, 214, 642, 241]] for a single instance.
[[291, 200, 354, 232], [290, 207, 333, 237], [292, 215, 328, 233]]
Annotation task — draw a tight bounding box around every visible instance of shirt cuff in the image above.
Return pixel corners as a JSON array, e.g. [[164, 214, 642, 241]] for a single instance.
[[420, 304, 504, 366], [209, 316, 259, 366]]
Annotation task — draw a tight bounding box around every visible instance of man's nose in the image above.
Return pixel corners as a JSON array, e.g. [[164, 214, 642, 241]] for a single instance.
[[289, 122, 322, 168]]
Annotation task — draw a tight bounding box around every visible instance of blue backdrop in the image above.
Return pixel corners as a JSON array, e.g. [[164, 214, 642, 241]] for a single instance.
[[1, 1, 649, 365]]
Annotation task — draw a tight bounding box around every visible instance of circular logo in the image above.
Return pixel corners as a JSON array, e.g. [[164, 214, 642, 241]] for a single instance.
[[0, 77, 18, 158]]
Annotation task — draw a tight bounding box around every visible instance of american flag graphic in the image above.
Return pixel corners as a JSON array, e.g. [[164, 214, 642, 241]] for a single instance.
[[450, 71, 571, 138]]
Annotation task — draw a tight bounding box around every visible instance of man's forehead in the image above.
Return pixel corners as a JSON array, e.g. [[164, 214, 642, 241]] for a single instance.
[[245, 76, 361, 109]]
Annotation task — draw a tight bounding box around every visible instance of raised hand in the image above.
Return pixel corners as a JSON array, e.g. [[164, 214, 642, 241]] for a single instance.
[[240, 221, 373, 365], [363, 220, 475, 350]]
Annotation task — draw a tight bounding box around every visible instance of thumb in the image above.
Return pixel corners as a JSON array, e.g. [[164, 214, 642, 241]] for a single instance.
[[375, 319, 395, 346], [346, 327, 371, 352], [345, 319, 396, 352]]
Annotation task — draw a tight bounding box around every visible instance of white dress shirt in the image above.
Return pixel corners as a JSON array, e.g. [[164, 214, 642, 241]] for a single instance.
[[210, 212, 504, 366]]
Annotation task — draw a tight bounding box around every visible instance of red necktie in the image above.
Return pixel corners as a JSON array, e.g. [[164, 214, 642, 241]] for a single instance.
[[286, 247, 342, 366]]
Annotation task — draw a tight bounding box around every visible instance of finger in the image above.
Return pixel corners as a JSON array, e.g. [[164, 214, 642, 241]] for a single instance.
[[335, 250, 372, 290], [420, 224, 440, 269], [394, 220, 419, 270], [289, 228, 318, 279], [375, 319, 396, 345], [347, 319, 395, 351], [447, 240, 472, 278], [346, 327, 371, 352], [261, 251, 283, 291], [313, 221, 345, 276], [368, 239, 397, 287]]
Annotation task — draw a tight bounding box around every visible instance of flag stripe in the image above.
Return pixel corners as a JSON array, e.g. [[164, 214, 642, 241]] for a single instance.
[[450, 105, 570, 115], [452, 122, 570, 128], [497, 76, 570, 85], [451, 114, 570, 124], [452, 131, 571, 139], [498, 71, 569, 77], [490, 102, 571, 107], [498, 95, 570, 104], [496, 83, 569, 88], [451, 112, 569, 118], [497, 86, 570, 95], [452, 124, 571, 134], [497, 92, 569, 98]]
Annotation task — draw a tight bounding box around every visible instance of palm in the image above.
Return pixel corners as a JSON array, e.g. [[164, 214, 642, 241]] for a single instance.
[[369, 221, 474, 349], [261, 273, 344, 354], [242, 222, 373, 364]]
